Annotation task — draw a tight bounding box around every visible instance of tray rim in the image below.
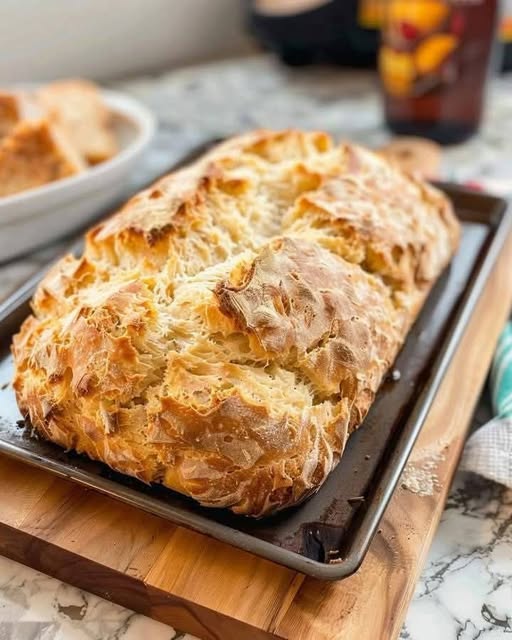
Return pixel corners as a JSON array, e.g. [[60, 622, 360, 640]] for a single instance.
[[0, 185, 510, 581]]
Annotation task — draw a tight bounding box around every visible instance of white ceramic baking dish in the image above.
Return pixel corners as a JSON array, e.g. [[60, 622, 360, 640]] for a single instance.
[[0, 89, 156, 262]]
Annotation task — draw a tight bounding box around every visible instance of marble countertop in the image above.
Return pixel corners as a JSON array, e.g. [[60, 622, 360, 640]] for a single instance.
[[1, 55, 512, 640]]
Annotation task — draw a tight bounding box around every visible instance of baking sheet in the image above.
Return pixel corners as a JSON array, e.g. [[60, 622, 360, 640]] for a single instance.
[[0, 170, 509, 580]]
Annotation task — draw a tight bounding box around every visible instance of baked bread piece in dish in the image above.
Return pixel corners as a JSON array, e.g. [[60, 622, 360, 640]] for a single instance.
[[37, 80, 118, 165], [0, 119, 85, 197], [12, 130, 460, 516], [0, 80, 117, 197]]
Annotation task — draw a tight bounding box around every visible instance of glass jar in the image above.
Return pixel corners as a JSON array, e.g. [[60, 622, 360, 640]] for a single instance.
[[379, 0, 498, 144]]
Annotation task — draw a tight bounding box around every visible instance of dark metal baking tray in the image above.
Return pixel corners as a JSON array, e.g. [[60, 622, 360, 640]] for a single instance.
[[0, 162, 510, 580]]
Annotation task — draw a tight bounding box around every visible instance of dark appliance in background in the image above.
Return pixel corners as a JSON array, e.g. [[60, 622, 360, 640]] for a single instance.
[[247, 0, 382, 67]]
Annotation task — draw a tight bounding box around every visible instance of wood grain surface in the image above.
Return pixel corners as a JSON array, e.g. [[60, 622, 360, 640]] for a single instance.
[[0, 228, 510, 640]]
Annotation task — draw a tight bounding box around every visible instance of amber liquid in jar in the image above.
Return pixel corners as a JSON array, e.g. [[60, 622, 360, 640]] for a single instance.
[[379, 0, 498, 144]]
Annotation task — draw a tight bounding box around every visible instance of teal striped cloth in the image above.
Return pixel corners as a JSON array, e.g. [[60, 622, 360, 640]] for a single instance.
[[490, 322, 512, 419], [461, 322, 512, 487]]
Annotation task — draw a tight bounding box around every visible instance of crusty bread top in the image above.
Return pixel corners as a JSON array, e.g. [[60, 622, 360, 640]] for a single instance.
[[12, 130, 460, 516]]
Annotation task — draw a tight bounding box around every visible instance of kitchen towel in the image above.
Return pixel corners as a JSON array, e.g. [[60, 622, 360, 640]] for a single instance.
[[461, 321, 512, 487]]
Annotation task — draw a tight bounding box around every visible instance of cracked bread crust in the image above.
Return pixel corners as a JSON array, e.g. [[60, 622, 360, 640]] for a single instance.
[[12, 130, 460, 516]]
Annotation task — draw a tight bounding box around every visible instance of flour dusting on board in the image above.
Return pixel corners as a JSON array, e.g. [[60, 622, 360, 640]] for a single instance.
[[401, 450, 446, 497]]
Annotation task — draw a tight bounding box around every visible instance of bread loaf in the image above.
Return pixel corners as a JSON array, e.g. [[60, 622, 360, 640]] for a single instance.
[[12, 130, 460, 516]]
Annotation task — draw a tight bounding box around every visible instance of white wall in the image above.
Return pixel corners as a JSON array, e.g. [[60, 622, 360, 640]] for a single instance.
[[0, 0, 254, 82]]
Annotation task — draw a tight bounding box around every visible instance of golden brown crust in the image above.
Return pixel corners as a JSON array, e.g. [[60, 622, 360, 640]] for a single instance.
[[215, 237, 404, 428], [12, 130, 460, 516], [0, 92, 21, 139]]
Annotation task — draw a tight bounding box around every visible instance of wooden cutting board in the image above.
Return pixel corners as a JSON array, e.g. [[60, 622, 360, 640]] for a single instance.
[[0, 229, 511, 640]]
